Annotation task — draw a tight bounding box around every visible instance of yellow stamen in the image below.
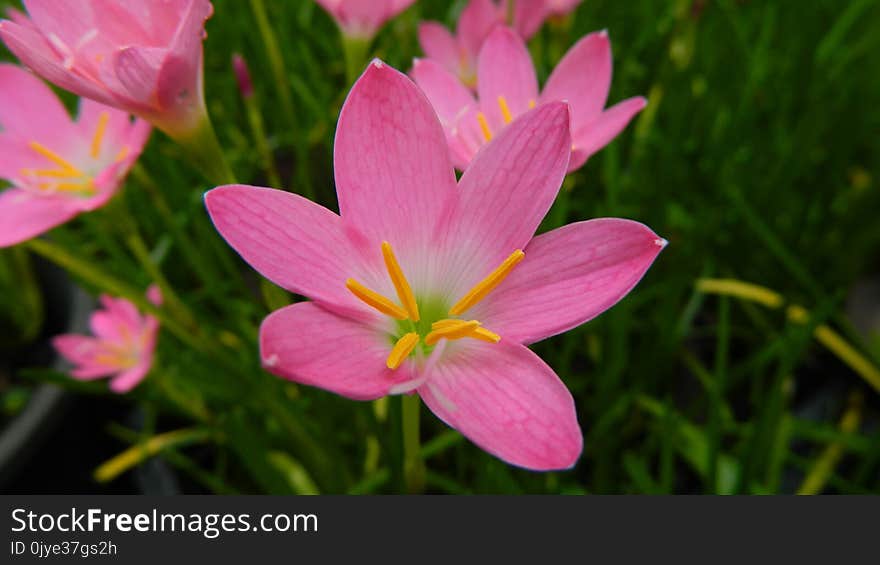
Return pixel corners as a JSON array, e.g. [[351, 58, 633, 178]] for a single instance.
[[381, 241, 420, 322], [528, 99, 536, 109], [28, 141, 82, 175], [115, 146, 130, 163], [91, 111, 110, 158], [20, 168, 82, 179], [424, 320, 481, 346], [449, 250, 525, 316], [387, 332, 420, 370], [346, 278, 409, 320], [498, 96, 513, 124], [52, 180, 95, 194], [469, 327, 501, 343], [476, 112, 492, 142]]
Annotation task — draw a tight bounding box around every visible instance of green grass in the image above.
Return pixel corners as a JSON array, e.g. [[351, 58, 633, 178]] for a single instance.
[[1, 0, 879, 493]]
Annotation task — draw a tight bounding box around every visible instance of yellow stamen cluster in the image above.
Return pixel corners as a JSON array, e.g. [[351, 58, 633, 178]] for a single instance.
[[346, 242, 522, 370], [476, 96, 529, 142]]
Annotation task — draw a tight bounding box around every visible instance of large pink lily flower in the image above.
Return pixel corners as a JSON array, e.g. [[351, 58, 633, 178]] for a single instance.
[[314, 0, 416, 40], [53, 286, 162, 394], [0, 64, 149, 248], [419, 0, 583, 89], [206, 61, 665, 470], [413, 26, 646, 172], [0, 1, 214, 139]]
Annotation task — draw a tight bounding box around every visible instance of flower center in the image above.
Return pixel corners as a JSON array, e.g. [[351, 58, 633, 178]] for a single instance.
[[475, 96, 536, 142], [346, 241, 524, 370], [18, 112, 128, 197]]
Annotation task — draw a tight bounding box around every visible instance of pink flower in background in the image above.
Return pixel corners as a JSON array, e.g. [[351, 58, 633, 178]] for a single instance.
[[0, 1, 214, 139], [543, 0, 584, 18], [0, 64, 149, 248], [206, 61, 665, 470], [413, 26, 645, 172], [314, 0, 416, 39], [53, 286, 162, 394]]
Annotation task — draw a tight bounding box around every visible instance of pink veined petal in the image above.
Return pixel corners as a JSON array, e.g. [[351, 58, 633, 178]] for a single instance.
[[512, 0, 547, 39], [5, 8, 34, 27], [457, 0, 502, 57], [410, 58, 475, 130], [0, 135, 55, 181], [21, 0, 96, 47], [418, 340, 582, 471], [107, 46, 164, 110], [476, 26, 538, 129], [540, 31, 612, 129], [334, 61, 457, 251], [0, 63, 77, 143], [473, 218, 666, 344], [109, 357, 151, 393], [436, 102, 571, 297], [89, 0, 155, 46], [0, 20, 115, 106], [417, 22, 460, 73], [0, 188, 81, 248], [157, 0, 212, 110], [259, 302, 414, 401], [570, 96, 647, 168], [204, 184, 376, 320]]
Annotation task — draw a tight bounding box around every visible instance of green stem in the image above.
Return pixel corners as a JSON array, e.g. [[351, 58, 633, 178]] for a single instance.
[[245, 96, 282, 188], [401, 394, 425, 493], [175, 117, 237, 185], [342, 35, 372, 86]]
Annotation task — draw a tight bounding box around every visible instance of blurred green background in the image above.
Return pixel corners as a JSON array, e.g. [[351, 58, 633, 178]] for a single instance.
[[1, 0, 879, 494]]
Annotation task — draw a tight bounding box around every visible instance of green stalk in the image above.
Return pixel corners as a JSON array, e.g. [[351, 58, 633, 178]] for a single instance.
[[342, 35, 372, 86], [174, 116, 237, 185], [401, 394, 425, 493], [244, 95, 282, 188]]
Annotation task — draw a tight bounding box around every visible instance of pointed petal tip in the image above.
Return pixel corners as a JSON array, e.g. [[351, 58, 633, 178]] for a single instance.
[[655, 236, 669, 249]]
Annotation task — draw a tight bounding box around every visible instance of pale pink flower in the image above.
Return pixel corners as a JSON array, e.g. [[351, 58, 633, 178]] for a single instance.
[[53, 286, 162, 394], [314, 0, 416, 40], [418, 0, 584, 86], [205, 61, 665, 470], [0, 64, 150, 248], [0, 1, 214, 139], [413, 26, 645, 172]]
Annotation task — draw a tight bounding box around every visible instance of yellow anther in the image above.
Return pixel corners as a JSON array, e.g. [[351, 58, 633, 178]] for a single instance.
[[28, 141, 82, 175], [381, 241, 420, 322], [424, 320, 481, 346], [91, 111, 110, 158], [387, 332, 420, 370], [469, 327, 501, 343], [449, 250, 525, 316], [53, 180, 95, 194], [498, 96, 513, 124], [20, 168, 82, 179], [528, 99, 536, 109], [115, 146, 130, 163], [345, 278, 409, 320], [476, 112, 492, 142]]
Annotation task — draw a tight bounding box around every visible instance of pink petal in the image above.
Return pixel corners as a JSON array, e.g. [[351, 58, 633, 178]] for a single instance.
[[474, 218, 666, 344], [410, 58, 475, 129], [334, 60, 457, 249], [0, 63, 77, 142], [70, 364, 119, 380], [418, 340, 582, 470], [0, 135, 52, 180], [21, 0, 95, 47], [0, 20, 114, 105], [570, 96, 646, 169], [438, 102, 571, 291], [76, 98, 135, 157], [109, 357, 151, 393], [89, 311, 124, 341], [89, 0, 154, 46], [417, 22, 459, 72], [540, 31, 612, 129], [512, 0, 547, 39], [108, 46, 163, 108], [259, 302, 414, 401], [476, 26, 538, 129], [457, 0, 502, 57], [52, 334, 100, 366], [0, 188, 80, 248], [204, 184, 373, 319]]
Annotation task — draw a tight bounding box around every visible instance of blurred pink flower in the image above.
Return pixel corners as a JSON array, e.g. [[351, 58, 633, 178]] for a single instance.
[[53, 286, 162, 394], [0, 64, 149, 248], [0, 1, 214, 139], [418, 0, 583, 87], [205, 61, 665, 470], [314, 0, 416, 39], [413, 26, 645, 172]]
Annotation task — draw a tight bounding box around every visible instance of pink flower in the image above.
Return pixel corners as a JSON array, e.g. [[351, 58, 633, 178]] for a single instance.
[[413, 26, 646, 172], [419, 0, 582, 88], [53, 286, 162, 394], [314, 0, 416, 40], [205, 61, 665, 470], [0, 1, 214, 139], [0, 64, 150, 248]]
